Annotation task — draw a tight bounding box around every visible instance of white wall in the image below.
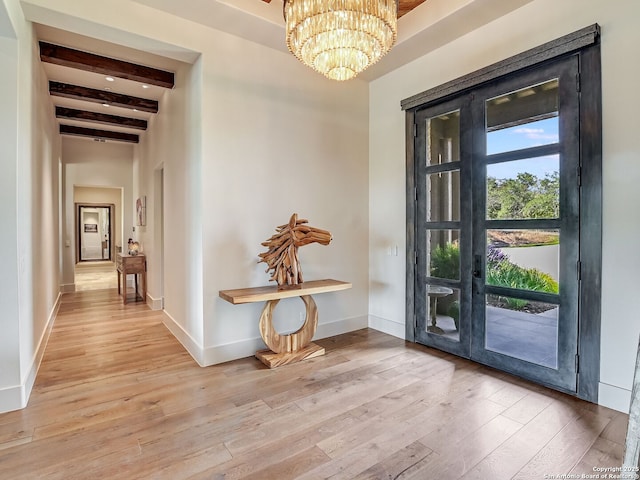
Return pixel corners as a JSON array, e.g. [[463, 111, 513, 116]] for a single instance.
[[25, 20, 61, 392], [127, 13, 370, 364], [369, 0, 640, 412], [199, 27, 370, 365], [62, 138, 133, 290], [0, 0, 22, 410], [135, 59, 202, 342], [0, 0, 60, 413]]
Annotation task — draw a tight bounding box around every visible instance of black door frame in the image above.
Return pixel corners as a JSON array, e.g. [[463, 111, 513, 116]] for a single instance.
[[403, 25, 602, 402], [75, 203, 115, 263]]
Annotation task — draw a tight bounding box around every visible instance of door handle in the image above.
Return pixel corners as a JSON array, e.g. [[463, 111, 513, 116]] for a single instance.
[[473, 254, 482, 278]]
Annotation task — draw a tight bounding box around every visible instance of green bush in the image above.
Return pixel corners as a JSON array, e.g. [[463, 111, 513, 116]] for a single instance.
[[486, 261, 558, 310], [486, 262, 558, 292], [430, 243, 459, 280], [429, 241, 558, 311]]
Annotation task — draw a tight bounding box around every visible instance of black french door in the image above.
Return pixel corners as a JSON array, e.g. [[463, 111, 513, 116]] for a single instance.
[[413, 55, 580, 393]]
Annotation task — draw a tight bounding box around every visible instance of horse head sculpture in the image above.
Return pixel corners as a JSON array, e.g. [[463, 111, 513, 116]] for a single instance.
[[258, 213, 332, 286]]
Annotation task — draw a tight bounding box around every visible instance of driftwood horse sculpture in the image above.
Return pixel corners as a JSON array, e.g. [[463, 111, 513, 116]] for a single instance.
[[259, 213, 332, 286]]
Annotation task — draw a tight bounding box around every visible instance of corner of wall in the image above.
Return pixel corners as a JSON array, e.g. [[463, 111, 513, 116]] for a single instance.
[[0, 384, 23, 414], [146, 292, 163, 311], [60, 283, 75, 293], [202, 337, 265, 367], [599, 382, 631, 414], [368, 315, 406, 340], [161, 311, 204, 367]]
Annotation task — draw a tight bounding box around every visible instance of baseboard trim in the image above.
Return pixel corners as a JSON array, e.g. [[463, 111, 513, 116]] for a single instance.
[[368, 314, 406, 340], [0, 385, 23, 415], [599, 382, 631, 413], [161, 311, 204, 366], [146, 293, 163, 311], [202, 337, 266, 367], [202, 315, 369, 367], [23, 293, 62, 405], [0, 293, 62, 414], [59, 283, 75, 293], [316, 315, 369, 340]]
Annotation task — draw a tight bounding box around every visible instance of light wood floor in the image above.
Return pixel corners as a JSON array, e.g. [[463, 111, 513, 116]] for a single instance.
[[75, 261, 118, 291], [0, 289, 628, 479]]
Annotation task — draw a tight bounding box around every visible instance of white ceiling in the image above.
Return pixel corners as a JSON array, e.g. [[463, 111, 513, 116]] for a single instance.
[[27, 0, 539, 83], [30, 0, 536, 140], [131, 0, 536, 81]]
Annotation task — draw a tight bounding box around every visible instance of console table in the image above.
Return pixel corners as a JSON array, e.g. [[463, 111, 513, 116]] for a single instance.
[[116, 253, 146, 305], [219, 279, 352, 368]]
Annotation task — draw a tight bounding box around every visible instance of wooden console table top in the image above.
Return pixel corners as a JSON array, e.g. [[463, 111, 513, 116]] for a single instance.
[[219, 279, 352, 305]]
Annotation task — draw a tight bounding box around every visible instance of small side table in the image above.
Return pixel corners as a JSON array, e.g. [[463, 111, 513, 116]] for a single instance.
[[116, 253, 146, 304], [426, 285, 453, 334]]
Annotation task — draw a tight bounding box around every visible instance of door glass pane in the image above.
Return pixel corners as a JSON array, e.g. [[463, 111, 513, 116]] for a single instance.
[[487, 155, 559, 220], [486, 79, 559, 155], [80, 206, 111, 261], [487, 230, 559, 293], [427, 170, 460, 222], [426, 230, 460, 280], [426, 285, 460, 342], [485, 295, 558, 369], [426, 110, 460, 166]]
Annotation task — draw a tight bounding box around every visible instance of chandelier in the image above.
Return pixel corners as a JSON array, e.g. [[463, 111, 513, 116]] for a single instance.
[[284, 0, 398, 81]]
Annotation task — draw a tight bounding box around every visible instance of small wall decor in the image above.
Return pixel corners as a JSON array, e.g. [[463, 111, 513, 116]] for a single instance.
[[258, 213, 332, 286], [136, 196, 146, 226], [83, 223, 98, 233]]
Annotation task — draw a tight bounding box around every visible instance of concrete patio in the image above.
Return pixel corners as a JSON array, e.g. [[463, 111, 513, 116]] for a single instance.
[[434, 305, 559, 368]]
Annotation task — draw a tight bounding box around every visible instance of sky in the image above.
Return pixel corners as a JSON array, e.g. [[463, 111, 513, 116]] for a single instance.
[[486, 117, 559, 180]]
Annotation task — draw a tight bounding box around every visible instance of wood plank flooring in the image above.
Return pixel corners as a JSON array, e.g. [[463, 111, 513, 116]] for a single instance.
[[75, 261, 118, 291], [0, 289, 628, 479]]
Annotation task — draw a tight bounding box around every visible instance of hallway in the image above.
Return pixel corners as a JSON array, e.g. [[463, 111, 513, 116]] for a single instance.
[[74, 261, 118, 291], [0, 290, 628, 478]]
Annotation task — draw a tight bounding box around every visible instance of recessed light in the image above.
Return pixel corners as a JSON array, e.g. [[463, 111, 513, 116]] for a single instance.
[[102, 103, 110, 107], [142, 84, 150, 89], [133, 108, 139, 112], [105, 76, 115, 82]]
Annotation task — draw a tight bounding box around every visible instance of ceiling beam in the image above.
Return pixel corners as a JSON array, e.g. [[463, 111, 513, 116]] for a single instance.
[[50, 81, 159, 114], [39, 41, 174, 89], [56, 106, 148, 130], [60, 125, 139, 143]]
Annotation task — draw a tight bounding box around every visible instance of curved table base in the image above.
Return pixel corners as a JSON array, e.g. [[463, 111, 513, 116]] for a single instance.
[[255, 294, 325, 368]]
